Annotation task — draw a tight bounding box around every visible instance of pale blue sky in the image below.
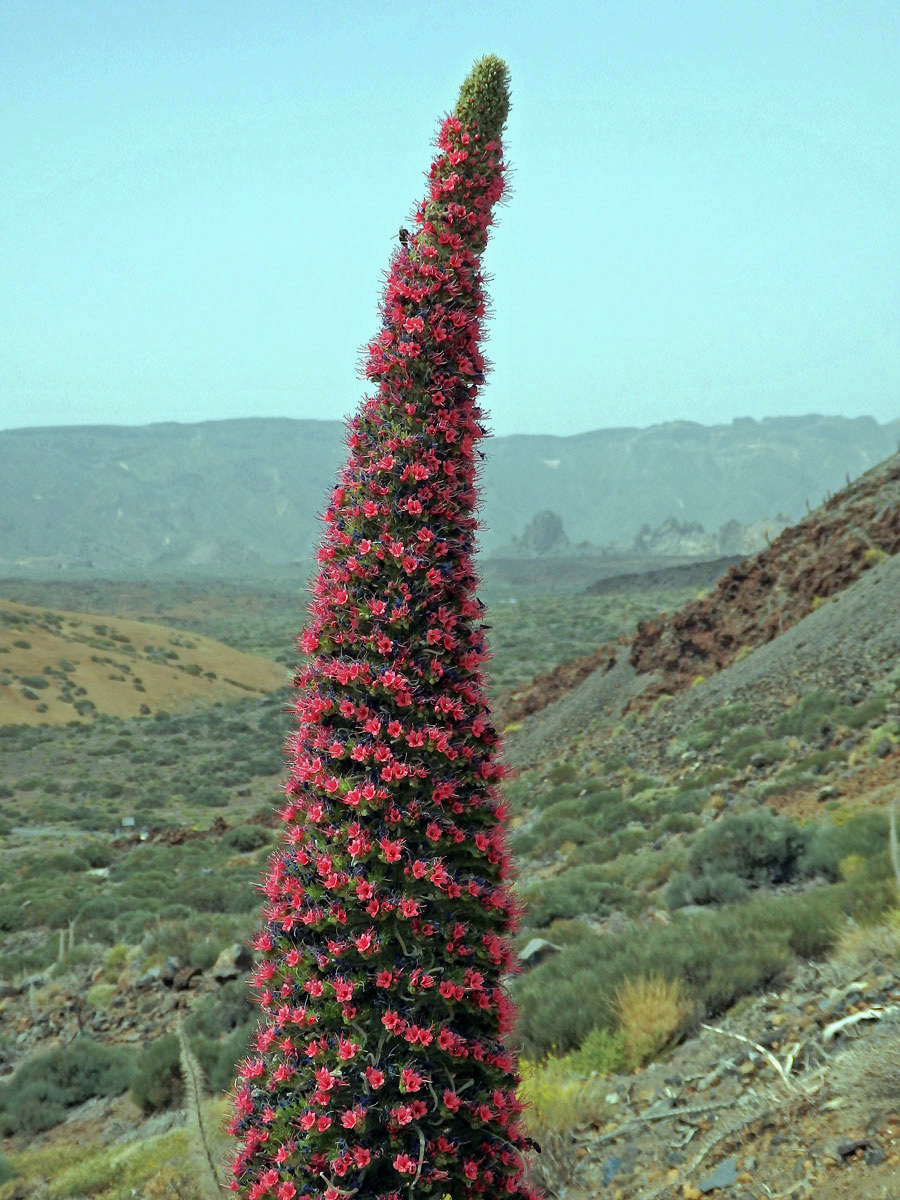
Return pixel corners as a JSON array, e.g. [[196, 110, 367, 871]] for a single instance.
[[1, 0, 898, 436]]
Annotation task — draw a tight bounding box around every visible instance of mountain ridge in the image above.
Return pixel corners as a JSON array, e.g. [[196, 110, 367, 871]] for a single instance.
[[2, 413, 897, 572]]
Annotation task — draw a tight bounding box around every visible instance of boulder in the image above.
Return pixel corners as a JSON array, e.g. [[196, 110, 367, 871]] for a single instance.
[[212, 943, 254, 982], [518, 938, 563, 970]]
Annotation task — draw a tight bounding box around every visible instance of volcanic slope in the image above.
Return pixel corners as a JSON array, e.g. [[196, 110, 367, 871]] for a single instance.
[[0, 598, 286, 725], [503, 445, 900, 733]]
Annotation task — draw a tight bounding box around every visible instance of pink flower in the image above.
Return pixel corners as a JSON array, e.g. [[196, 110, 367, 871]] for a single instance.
[[400, 1066, 425, 1092]]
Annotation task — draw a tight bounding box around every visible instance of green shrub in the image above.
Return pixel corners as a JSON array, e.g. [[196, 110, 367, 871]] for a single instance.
[[547, 763, 578, 785], [21, 674, 49, 689], [729, 739, 789, 769], [773, 690, 840, 739], [224, 824, 272, 852], [523, 866, 638, 926], [190, 939, 221, 970], [679, 808, 809, 901], [192, 1023, 255, 1093], [721, 726, 766, 759], [0, 1038, 132, 1135], [0, 1154, 17, 1185], [567, 1026, 628, 1076], [0, 901, 27, 932], [130, 1034, 182, 1112], [839, 696, 888, 730], [800, 811, 890, 880]]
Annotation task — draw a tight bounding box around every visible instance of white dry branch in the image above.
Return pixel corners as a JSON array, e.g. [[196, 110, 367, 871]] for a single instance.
[[700, 1023, 798, 1094]]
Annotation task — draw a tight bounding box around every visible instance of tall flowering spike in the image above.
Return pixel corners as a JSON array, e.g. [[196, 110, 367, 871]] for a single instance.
[[229, 57, 541, 1200]]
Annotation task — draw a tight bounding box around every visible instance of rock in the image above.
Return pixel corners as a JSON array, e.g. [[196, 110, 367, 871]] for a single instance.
[[698, 1157, 738, 1192], [135, 967, 162, 989], [864, 1144, 886, 1166], [159, 958, 181, 985], [518, 938, 563, 970], [173, 965, 201, 990], [212, 943, 254, 982], [834, 1137, 870, 1161], [603, 1155, 623, 1185]]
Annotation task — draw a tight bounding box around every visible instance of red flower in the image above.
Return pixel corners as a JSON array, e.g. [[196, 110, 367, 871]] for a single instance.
[[365, 1065, 385, 1088]]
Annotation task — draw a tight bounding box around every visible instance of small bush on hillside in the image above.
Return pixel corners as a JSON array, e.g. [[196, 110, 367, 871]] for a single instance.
[[523, 867, 639, 926], [0, 901, 28, 933], [566, 1025, 628, 1076], [0, 1038, 132, 1135], [614, 973, 691, 1064], [721, 726, 766, 760], [800, 811, 890, 880], [840, 696, 888, 730], [547, 762, 578, 785], [666, 809, 809, 907], [189, 939, 221, 970], [683, 808, 808, 892], [130, 1034, 182, 1112], [773, 690, 840, 739], [223, 824, 271, 852]]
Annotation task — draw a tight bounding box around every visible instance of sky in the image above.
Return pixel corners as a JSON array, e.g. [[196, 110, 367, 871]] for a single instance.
[[1, 0, 898, 438]]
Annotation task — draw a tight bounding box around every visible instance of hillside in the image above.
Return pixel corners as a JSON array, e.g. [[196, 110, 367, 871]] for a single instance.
[[1, 414, 897, 571], [0, 598, 286, 724], [503, 445, 900, 725]]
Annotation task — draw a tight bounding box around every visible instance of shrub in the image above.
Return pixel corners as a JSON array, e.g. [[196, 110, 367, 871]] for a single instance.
[[189, 939, 222, 970], [547, 762, 578, 785], [680, 808, 809, 901], [523, 866, 637, 926], [86, 982, 117, 1011], [224, 824, 271, 852], [0, 1038, 132, 1135], [518, 1056, 608, 1134], [566, 1025, 628, 1076], [130, 1034, 182, 1112], [721, 725, 766, 759], [773, 690, 840, 739], [800, 810, 890, 880], [21, 674, 49, 689]]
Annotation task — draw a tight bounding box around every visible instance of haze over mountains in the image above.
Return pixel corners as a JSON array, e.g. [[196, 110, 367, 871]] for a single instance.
[[1, 414, 897, 573]]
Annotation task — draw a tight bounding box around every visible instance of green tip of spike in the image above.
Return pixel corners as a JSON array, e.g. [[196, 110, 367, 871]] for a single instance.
[[455, 55, 510, 141]]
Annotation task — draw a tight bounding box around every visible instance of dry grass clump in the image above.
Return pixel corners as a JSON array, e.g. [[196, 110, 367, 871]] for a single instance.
[[518, 1056, 612, 1197], [834, 1015, 900, 1113], [613, 972, 690, 1064], [834, 911, 900, 970]]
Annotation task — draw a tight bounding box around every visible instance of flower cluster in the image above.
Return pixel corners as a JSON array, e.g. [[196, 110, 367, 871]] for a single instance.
[[229, 56, 541, 1200]]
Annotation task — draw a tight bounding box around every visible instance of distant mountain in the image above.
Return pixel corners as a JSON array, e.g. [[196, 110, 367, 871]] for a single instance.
[[1, 414, 897, 573]]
